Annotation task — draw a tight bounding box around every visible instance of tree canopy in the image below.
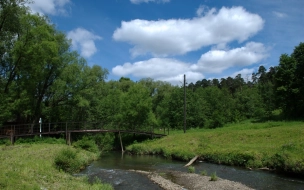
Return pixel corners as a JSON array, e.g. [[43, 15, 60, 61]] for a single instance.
[[0, 0, 303, 130]]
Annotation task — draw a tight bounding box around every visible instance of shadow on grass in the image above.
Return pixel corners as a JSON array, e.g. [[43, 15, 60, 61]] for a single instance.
[[251, 113, 304, 124]]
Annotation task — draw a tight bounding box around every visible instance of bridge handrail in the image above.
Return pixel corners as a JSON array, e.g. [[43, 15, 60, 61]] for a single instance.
[[0, 122, 162, 137]]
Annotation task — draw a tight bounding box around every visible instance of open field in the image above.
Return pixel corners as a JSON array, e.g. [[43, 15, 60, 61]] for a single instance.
[[0, 143, 112, 190], [127, 120, 304, 175]]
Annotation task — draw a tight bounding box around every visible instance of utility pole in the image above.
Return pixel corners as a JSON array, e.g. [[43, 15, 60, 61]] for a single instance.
[[184, 74, 186, 133]]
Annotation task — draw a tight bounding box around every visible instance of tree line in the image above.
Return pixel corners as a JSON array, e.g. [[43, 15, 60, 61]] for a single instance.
[[1, 0, 303, 130]]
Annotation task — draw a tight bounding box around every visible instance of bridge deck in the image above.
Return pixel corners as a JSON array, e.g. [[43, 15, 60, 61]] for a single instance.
[[0, 122, 167, 144]]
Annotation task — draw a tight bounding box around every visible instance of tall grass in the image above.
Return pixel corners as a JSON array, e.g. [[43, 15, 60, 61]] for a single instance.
[[0, 144, 112, 190], [126, 120, 304, 175]]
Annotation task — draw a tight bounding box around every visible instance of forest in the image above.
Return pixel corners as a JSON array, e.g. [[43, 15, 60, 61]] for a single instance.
[[1, 0, 304, 130]]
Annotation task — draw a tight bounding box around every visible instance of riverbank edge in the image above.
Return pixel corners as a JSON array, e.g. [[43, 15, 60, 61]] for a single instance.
[[126, 144, 304, 177], [0, 144, 113, 189]]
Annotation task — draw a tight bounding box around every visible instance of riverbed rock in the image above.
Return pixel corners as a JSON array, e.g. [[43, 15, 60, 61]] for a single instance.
[[130, 170, 253, 190], [167, 171, 254, 190]]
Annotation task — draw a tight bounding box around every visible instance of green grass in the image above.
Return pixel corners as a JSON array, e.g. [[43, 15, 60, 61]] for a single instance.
[[126, 120, 304, 174], [0, 143, 113, 190], [210, 172, 218, 181], [200, 170, 208, 176], [188, 166, 195, 173]]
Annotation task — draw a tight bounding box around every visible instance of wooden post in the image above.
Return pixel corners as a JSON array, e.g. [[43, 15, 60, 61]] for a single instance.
[[65, 122, 68, 145], [119, 130, 124, 152], [10, 125, 14, 145], [48, 123, 50, 132], [67, 132, 71, 146], [10, 133, 14, 145]]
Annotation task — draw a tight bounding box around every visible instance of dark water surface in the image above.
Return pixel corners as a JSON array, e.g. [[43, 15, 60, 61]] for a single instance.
[[79, 151, 304, 190]]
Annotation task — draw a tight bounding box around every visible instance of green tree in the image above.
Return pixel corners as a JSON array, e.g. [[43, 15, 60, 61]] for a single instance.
[[0, 0, 27, 123], [120, 83, 154, 131], [275, 42, 304, 118]]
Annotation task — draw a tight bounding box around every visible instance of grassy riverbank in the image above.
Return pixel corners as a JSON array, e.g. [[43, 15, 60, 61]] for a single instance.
[[0, 143, 112, 190], [127, 120, 304, 175]]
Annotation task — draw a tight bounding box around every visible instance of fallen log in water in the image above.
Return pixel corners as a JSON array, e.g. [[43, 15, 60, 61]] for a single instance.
[[184, 155, 199, 167]]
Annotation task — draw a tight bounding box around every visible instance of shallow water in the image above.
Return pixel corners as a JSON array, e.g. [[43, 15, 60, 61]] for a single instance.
[[79, 151, 304, 190]]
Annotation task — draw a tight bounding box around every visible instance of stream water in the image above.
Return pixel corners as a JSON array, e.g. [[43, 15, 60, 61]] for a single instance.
[[79, 151, 304, 190]]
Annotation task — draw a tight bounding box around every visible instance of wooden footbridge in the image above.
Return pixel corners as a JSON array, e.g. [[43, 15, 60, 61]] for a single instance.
[[0, 122, 167, 145]]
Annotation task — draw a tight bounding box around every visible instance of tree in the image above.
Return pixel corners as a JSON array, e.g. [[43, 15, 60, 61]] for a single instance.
[[0, 0, 27, 123], [275, 42, 304, 118], [120, 83, 154, 131], [253, 66, 276, 118]]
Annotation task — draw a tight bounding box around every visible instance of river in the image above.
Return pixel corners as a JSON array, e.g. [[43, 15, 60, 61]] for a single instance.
[[79, 151, 304, 190]]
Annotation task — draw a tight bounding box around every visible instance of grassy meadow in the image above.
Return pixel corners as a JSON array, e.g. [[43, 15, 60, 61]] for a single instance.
[[127, 120, 304, 175], [0, 143, 112, 190]]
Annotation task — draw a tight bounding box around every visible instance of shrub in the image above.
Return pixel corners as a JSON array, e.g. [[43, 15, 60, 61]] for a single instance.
[[188, 166, 195, 173], [15, 136, 65, 144], [73, 137, 99, 153], [94, 133, 114, 152], [54, 148, 83, 173], [200, 170, 207, 176], [210, 172, 218, 181], [0, 138, 11, 145]]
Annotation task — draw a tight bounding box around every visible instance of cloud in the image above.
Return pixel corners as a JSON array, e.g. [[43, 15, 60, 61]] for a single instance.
[[193, 42, 268, 73], [196, 5, 209, 16], [130, 0, 170, 4], [26, 0, 71, 15], [113, 6, 264, 57], [112, 58, 203, 85], [231, 68, 255, 81], [112, 42, 267, 84], [273, 11, 287, 18], [67, 28, 102, 58]]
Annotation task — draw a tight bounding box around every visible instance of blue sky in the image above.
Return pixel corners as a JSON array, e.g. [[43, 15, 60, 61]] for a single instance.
[[26, 0, 304, 85]]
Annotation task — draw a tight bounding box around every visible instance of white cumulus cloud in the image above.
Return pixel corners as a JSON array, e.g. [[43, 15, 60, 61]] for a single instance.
[[112, 58, 203, 85], [130, 0, 170, 4], [67, 28, 102, 58], [113, 6, 264, 57], [193, 42, 268, 73], [112, 42, 268, 84], [26, 0, 71, 15]]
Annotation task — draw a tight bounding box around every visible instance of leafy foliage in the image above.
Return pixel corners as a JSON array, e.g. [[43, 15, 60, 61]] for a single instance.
[[73, 137, 99, 153], [188, 166, 195, 173], [0, 1, 303, 135], [200, 170, 208, 176], [54, 148, 80, 173], [210, 172, 218, 181]]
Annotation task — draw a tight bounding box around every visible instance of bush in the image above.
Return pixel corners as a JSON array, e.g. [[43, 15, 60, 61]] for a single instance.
[[188, 166, 195, 173], [54, 148, 83, 173], [93, 133, 114, 152], [15, 136, 65, 144], [210, 172, 218, 181], [0, 138, 11, 146], [200, 170, 207, 176], [73, 137, 99, 153]]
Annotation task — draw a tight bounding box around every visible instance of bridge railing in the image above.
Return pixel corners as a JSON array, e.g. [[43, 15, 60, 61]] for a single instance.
[[0, 121, 163, 138]]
